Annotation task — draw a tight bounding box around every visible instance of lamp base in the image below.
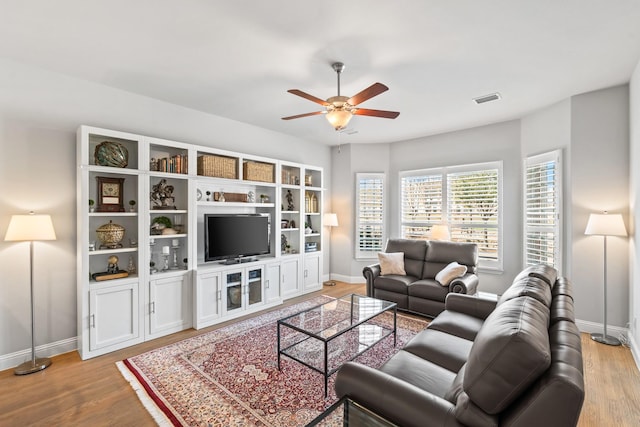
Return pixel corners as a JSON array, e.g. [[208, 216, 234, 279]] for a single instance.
[[14, 357, 52, 375], [590, 333, 621, 346], [323, 280, 337, 286]]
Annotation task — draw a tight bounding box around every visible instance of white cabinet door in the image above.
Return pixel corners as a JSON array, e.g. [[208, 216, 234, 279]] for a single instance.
[[265, 262, 281, 304], [89, 282, 140, 351], [303, 253, 322, 291], [148, 274, 191, 338], [281, 258, 300, 299], [222, 269, 244, 316], [195, 271, 222, 329], [246, 266, 265, 309]]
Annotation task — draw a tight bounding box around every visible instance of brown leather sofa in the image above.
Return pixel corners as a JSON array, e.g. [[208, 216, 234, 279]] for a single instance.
[[336, 265, 584, 427], [364, 238, 479, 317]]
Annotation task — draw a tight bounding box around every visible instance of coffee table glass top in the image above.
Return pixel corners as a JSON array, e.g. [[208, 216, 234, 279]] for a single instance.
[[278, 294, 396, 339]]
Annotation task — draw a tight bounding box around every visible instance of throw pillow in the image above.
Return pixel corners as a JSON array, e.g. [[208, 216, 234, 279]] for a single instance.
[[378, 252, 406, 275], [436, 261, 467, 286]]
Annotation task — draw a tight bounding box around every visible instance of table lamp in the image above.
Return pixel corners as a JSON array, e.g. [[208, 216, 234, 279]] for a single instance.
[[431, 224, 451, 241], [584, 211, 627, 346], [4, 212, 57, 374]]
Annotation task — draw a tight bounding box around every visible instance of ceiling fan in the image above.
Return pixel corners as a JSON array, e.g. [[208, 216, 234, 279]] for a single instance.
[[282, 62, 400, 131]]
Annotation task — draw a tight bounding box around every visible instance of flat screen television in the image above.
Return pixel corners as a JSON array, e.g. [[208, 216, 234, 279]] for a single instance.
[[204, 213, 270, 263]]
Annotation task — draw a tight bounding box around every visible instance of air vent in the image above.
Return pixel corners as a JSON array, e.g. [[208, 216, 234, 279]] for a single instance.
[[473, 92, 501, 105]]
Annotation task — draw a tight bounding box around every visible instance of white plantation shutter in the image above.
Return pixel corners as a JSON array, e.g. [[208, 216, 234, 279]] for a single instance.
[[400, 161, 502, 270], [356, 173, 385, 259], [400, 174, 442, 239], [447, 169, 499, 261], [524, 150, 562, 269]]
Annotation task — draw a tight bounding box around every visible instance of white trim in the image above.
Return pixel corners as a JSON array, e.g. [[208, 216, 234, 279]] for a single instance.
[[331, 273, 366, 284], [575, 319, 628, 338], [0, 336, 77, 372], [629, 333, 640, 373]]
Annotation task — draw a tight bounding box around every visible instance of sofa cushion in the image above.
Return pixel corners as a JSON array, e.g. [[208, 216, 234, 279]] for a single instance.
[[408, 279, 450, 302], [463, 296, 551, 414], [422, 240, 478, 279], [435, 261, 468, 286], [378, 252, 406, 275], [374, 275, 417, 294], [552, 276, 574, 301], [514, 264, 558, 288], [550, 294, 576, 324], [380, 350, 456, 399], [498, 276, 552, 307], [385, 239, 427, 278], [428, 310, 485, 341], [404, 328, 473, 372]]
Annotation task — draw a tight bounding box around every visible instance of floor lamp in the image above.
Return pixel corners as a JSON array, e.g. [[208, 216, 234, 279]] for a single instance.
[[323, 213, 339, 286], [4, 211, 57, 374], [584, 211, 627, 346]]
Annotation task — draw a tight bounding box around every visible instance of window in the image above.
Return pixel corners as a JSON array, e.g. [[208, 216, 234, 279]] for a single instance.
[[400, 161, 502, 269], [356, 173, 385, 259], [524, 150, 562, 269]]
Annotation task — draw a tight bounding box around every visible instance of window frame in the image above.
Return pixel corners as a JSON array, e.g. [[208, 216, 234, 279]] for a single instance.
[[523, 150, 563, 271], [399, 161, 503, 271], [355, 172, 386, 260]]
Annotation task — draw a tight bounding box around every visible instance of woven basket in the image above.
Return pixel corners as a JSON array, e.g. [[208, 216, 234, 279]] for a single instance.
[[214, 192, 248, 202], [243, 161, 274, 183], [197, 155, 238, 179]]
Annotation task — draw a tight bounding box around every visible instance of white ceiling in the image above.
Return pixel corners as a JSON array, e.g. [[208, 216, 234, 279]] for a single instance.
[[2, 0, 640, 145]]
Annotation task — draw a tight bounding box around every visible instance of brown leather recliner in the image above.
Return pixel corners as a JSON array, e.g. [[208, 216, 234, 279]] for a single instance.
[[336, 265, 584, 427]]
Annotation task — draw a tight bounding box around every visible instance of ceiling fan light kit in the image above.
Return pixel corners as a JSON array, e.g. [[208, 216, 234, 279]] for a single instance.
[[283, 62, 399, 131]]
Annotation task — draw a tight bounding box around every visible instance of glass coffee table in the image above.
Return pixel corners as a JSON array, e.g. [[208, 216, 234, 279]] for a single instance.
[[277, 294, 397, 397], [306, 396, 398, 426]]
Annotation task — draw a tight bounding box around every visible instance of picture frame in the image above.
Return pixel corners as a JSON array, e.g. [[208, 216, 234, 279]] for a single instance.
[[96, 176, 125, 212]]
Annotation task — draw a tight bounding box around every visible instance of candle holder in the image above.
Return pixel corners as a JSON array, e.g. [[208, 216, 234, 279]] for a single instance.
[[171, 245, 180, 270]]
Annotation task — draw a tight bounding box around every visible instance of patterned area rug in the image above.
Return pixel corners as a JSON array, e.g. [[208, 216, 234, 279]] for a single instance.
[[117, 295, 428, 426]]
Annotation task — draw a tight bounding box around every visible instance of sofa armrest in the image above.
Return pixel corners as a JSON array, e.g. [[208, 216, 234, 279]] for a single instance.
[[449, 273, 479, 295], [335, 362, 463, 427], [363, 264, 381, 297], [445, 293, 497, 320]]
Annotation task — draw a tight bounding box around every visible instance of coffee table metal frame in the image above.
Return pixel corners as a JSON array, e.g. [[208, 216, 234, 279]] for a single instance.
[[306, 396, 399, 426], [277, 293, 397, 397]]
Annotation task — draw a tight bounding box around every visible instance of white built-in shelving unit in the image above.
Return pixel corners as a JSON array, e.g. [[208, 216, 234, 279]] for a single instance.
[[77, 125, 323, 359]]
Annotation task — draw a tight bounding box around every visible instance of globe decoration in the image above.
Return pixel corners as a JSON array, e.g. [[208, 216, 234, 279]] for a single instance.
[[94, 141, 129, 168]]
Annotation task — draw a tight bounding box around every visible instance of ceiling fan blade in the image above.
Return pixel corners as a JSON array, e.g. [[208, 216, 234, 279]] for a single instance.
[[354, 108, 400, 119], [281, 111, 325, 120], [347, 83, 389, 106], [287, 89, 330, 106]]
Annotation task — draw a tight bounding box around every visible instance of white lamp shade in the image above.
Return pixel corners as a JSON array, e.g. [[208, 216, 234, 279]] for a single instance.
[[431, 224, 451, 241], [4, 213, 57, 241], [324, 213, 339, 227], [584, 213, 627, 237]]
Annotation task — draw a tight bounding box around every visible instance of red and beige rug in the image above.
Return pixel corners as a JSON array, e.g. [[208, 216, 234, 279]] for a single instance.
[[117, 295, 428, 426]]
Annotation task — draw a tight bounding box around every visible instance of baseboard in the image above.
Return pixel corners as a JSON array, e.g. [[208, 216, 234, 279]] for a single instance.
[[0, 337, 77, 372], [330, 273, 365, 284], [575, 319, 628, 339], [628, 333, 640, 373]]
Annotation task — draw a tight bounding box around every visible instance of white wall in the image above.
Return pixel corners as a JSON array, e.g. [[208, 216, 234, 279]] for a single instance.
[[570, 86, 630, 328], [629, 60, 640, 361], [0, 58, 331, 360]]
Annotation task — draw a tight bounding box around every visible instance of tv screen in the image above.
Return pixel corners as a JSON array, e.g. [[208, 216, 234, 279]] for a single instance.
[[204, 214, 270, 262]]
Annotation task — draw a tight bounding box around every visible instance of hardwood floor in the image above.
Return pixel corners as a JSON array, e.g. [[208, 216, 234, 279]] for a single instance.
[[1, 282, 639, 426]]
